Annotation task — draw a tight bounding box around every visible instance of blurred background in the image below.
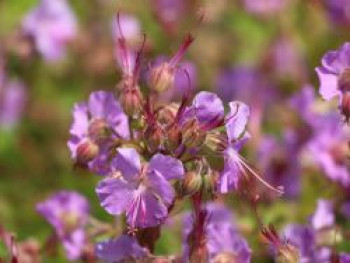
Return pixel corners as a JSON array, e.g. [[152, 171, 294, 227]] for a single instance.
[[0, 0, 350, 261]]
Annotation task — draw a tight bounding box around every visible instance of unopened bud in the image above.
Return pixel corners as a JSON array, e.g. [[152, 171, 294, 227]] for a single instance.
[[165, 124, 182, 151], [202, 170, 217, 200], [276, 244, 300, 263], [76, 139, 99, 163], [88, 118, 111, 142], [149, 63, 175, 93], [182, 120, 206, 148], [144, 125, 163, 152], [157, 103, 179, 125], [204, 132, 228, 153], [120, 87, 143, 116], [180, 172, 203, 196]]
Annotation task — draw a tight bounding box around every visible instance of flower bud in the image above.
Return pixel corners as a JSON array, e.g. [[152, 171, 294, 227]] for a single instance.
[[120, 87, 143, 116], [157, 103, 179, 125], [76, 139, 99, 164], [144, 125, 163, 152], [165, 124, 182, 151], [180, 171, 203, 196], [149, 63, 175, 93], [202, 170, 217, 200], [204, 132, 228, 153], [182, 119, 206, 148], [88, 118, 111, 142]]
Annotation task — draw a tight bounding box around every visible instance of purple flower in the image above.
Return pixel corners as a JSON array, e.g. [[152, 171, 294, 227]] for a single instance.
[[96, 235, 148, 263], [67, 91, 129, 174], [218, 101, 251, 193], [283, 199, 336, 262], [96, 148, 184, 228], [0, 79, 26, 129], [183, 203, 251, 263], [151, 0, 186, 31], [323, 0, 350, 26], [258, 131, 301, 198], [215, 67, 274, 106], [36, 191, 89, 260], [340, 253, 350, 263], [283, 224, 315, 261], [270, 36, 306, 80], [215, 67, 276, 137], [306, 113, 350, 187], [340, 202, 350, 218], [22, 0, 77, 62], [185, 91, 225, 126], [311, 199, 335, 230], [289, 85, 318, 125], [112, 13, 141, 45], [316, 43, 350, 121], [243, 0, 289, 16]]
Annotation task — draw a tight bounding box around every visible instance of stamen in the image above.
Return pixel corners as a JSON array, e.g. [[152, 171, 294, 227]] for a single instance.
[[238, 156, 284, 196]]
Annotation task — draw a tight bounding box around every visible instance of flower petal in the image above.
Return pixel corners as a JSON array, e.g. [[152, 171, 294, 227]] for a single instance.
[[226, 101, 250, 142], [96, 178, 134, 215], [148, 154, 184, 180], [126, 190, 168, 228], [113, 148, 141, 181], [316, 67, 340, 101], [193, 91, 224, 125], [147, 170, 175, 205], [218, 147, 242, 193], [96, 235, 147, 263]]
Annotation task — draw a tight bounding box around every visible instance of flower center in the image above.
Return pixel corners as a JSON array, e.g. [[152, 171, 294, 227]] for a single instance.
[[59, 212, 80, 234], [88, 118, 111, 142]]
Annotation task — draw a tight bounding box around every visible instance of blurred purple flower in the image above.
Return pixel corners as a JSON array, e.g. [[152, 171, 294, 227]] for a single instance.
[[340, 253, 350, 263], [311, 199, 334, 230], [215, 67, 276, 138], [306, 113, 350, 187], [283, 224, 315, 261], [96, 235, 148, 262], [112, 13, 141, 45], [243, 0, 289, 16], [22, 0, 77, 62], [0, 79, 26, 129], [258, 131, 301, 198], [151, 0, 186, 31], [36, 191, 89, 260], [96, 148, 184, 228], [67, 91, 129, 174], [316, 43, 350, 121], [270, 36, 306, 80], [283, 199, 336, 262], [289, 85, 317, 125], [340, 202, 350, 218], [323, 0, 350, 26], [215, 67, 274, 106], [183, 203, 251, 263]]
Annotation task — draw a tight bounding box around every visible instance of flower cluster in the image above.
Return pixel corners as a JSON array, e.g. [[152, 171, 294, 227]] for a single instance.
[[56, 12, 286, 262]]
